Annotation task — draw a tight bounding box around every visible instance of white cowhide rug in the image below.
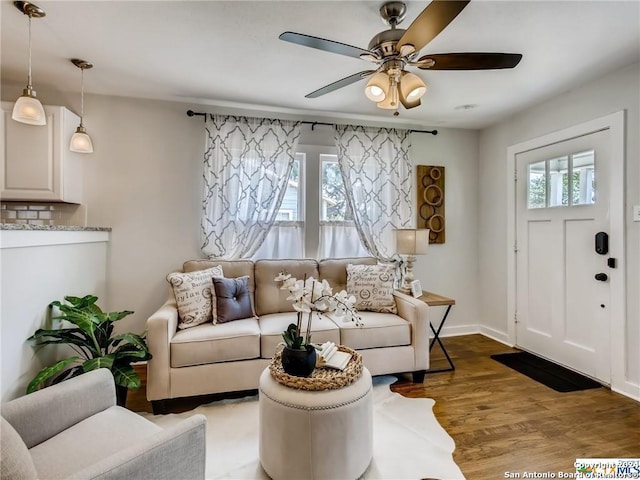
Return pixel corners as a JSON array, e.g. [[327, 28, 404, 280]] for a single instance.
[[140, 376, 465, 480]]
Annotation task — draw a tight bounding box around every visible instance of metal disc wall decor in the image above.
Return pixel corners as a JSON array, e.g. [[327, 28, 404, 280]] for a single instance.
[[417, 165, 445, 243]]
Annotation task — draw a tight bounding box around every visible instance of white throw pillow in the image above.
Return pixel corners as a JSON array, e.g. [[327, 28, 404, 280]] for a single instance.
[[346, 263, 397, 314], [167, 265, 224, 329]]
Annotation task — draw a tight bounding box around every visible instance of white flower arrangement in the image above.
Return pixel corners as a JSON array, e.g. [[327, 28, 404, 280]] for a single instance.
[[274, 272, 363, 350]]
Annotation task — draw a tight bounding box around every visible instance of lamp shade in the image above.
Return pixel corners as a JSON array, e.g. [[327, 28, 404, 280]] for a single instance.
[[12, 91, 46, 125], [69, 127, 94, 153], [399, 72, 427, 102], [395, 229, 430, 255], [364, 72, 389, 102]]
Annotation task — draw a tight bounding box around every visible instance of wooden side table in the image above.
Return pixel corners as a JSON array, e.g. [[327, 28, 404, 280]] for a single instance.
[[417, 291, 456, 373]]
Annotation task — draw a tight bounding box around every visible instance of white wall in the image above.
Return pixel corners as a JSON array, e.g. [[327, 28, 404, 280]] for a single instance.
[[0, 231, 109, 400], [478, 63, 640, 393], [411, 129, 480, 335]]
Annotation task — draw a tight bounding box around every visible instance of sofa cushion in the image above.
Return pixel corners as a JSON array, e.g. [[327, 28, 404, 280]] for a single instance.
[[254, 259, 319, 316], [170, 318, 260, 367], [167, 265, 223, 329], [213, 276, 254, 323], [29, 406, 161, 480], [347, 263, 398, 314], [0, 416, 38, 480], [258, 312, 340, 359], [331, 312, 410, 350], [318, 257, 377, 293]]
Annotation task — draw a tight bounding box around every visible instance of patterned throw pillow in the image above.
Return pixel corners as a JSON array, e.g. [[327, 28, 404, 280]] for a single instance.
[[167, 265, 224, 329], [212, 276, 254, 323], [346, 263, 398, 314]]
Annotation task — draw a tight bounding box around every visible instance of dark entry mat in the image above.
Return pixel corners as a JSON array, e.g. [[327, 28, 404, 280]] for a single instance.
[[491, 351, 602, 392]]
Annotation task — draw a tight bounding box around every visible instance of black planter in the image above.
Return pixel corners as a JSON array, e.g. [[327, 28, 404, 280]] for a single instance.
[[115, 385, 128, 407], [281, 345, 316, 377]]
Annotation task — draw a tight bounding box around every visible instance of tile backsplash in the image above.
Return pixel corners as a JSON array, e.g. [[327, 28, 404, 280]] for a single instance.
[[1, 202, 87, 226]]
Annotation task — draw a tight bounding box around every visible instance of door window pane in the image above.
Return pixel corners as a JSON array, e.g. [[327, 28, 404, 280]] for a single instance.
[[549, 156, 569, 207], [528, 161, 546, 209], [572, 150, 595, 205]]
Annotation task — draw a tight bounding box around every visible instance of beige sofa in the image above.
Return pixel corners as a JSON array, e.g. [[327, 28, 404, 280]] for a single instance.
[[146, 257, 430, 413]]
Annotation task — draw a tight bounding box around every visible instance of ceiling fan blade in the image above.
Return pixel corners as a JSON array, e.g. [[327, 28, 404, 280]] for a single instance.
[[398, 0, 470, 53], [306, 70, 376, 98], [417, 53, 523, 70], [280, 32, 374, 60]]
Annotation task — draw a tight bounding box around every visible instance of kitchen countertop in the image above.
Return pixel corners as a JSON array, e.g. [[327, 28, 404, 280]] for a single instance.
[[0, 224, 112, 232]]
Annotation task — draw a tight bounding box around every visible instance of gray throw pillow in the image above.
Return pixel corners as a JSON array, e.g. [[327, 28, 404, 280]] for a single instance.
[[213, 276, 254, 323]]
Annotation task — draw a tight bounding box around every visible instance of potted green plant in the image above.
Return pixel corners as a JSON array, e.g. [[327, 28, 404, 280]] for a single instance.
[[27, 295, 151, 405]]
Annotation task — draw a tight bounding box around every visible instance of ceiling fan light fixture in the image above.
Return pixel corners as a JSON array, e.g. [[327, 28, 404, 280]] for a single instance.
[[364, 72, 389, 102], [400, 72, 427, 101], [376, 85, 398, 110]]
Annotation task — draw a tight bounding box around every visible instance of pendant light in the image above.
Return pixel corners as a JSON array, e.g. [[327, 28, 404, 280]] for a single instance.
[[12, 1, 47, 126], [69, 59, 94, 153]]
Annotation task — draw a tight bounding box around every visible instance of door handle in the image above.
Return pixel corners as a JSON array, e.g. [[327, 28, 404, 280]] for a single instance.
[[595, 273, 608, 282]]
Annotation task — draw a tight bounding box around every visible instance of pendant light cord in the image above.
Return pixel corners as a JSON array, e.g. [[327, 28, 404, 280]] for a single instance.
[[27, 14, 33, 87], [80, 67, 85, 126]]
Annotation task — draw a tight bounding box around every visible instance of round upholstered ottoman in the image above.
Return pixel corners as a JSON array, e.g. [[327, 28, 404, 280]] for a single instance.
[[258, 367, 373, 480]]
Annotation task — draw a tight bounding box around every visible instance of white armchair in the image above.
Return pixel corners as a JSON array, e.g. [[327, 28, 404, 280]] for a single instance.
[[1, 369, 206, 480]]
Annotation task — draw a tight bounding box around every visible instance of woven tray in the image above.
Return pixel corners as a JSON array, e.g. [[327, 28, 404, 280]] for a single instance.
[[269, 345, 363, 391]]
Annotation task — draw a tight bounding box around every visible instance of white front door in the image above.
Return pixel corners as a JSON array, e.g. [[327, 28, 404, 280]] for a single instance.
[[515, 129, 611, 383]]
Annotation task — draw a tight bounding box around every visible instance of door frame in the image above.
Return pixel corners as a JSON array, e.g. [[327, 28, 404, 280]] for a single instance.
[[506, 110, 626, 388]]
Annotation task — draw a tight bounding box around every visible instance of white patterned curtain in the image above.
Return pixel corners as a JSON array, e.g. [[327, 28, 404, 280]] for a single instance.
[[318, 221, 369, 259], [334, 125, 414, 261], [252, 221, 304, 259], [201, 115, 301, 259]]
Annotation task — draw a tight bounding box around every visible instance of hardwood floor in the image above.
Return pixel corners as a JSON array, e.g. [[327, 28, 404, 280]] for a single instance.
[[129, 334, 640, 479]]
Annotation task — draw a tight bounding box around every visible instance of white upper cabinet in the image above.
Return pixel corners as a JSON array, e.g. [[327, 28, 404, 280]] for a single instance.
[[1, 102, 83, 204]]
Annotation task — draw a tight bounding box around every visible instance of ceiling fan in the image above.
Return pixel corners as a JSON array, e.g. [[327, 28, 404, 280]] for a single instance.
[[279, 0, 522, 115]]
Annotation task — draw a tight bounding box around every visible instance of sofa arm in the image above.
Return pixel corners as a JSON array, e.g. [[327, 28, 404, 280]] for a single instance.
[[1, 369, 116, 448], [69, 414, 207, 480], [146, 297, 179, 401], [393, 291, 430, 371]]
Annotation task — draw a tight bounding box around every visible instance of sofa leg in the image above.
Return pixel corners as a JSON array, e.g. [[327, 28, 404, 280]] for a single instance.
[[412, 371, 426, 383], [151, 400, 167, 415]]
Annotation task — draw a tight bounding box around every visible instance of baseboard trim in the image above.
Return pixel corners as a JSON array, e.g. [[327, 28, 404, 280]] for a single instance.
[[435, 324, 480, 338], [479, 326, 513, 347], [612, 381, 640, 402]]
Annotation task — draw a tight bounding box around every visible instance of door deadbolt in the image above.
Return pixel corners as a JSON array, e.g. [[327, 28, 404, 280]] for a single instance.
[[595, 273, 608, 282]]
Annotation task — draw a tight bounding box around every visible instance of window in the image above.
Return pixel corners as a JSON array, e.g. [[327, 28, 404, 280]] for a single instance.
[[252, 154, 305, 260], [275, 154, 303, 221], [527, 150, 595, 209], [255, 149, 367, 259], [321, 155, 351, 221], [318, 154, 367, 259]]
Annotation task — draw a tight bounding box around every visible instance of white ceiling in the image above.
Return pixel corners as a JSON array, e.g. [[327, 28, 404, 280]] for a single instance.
[[1, 1, 639, 129]]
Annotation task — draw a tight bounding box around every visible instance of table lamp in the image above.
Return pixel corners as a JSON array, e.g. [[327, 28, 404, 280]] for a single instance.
[[395, 229, 429, 294]]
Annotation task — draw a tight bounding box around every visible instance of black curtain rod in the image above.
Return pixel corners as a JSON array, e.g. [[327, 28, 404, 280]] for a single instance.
[[186, 110, 437, 135]]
